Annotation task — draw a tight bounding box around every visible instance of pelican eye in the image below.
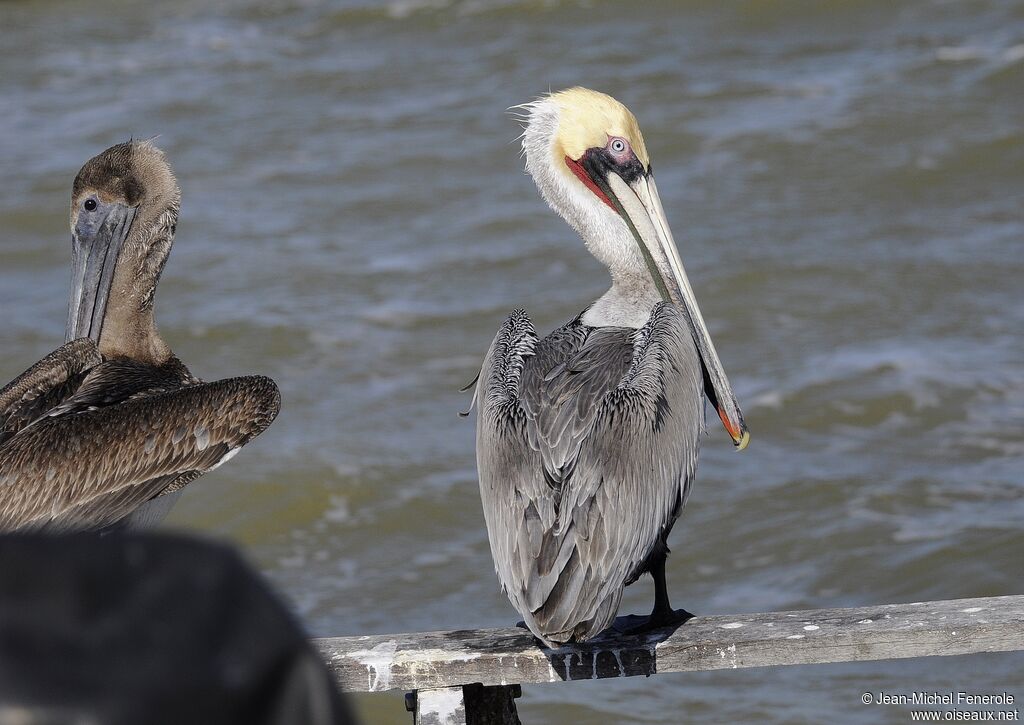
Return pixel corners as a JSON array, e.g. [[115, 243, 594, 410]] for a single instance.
[[609, 137, 629, 155], [84, 198, 97, 211]]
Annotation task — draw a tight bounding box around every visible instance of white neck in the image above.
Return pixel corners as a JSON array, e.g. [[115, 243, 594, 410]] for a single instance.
[[522, 100, 659, 329]]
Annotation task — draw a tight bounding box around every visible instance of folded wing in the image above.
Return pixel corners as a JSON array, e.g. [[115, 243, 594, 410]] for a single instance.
[[476, 303, 704, 645], [0, 370, 279, 532]]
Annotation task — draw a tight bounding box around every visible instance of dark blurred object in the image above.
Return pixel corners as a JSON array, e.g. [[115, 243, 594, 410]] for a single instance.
[[0, 534, 355, 725]]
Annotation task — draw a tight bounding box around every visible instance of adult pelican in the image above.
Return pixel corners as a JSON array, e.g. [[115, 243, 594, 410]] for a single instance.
[[0, 141, 280, 532], [472, 88, 749, 647]]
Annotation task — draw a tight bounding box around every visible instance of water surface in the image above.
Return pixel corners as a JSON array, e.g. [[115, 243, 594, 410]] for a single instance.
[[1, 0, 1022, 722]]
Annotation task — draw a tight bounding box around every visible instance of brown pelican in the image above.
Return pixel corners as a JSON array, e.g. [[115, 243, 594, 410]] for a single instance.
[[472, 88, 750, 647], [0, 141, 280, 532]]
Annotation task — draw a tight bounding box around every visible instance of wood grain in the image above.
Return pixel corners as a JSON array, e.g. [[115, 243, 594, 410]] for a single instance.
[[314, 595, 1024, 694]]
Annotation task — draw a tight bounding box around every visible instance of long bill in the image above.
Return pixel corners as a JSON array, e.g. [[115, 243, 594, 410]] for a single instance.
[[604, 171, 750, 450], [65, 203, 137, 343]]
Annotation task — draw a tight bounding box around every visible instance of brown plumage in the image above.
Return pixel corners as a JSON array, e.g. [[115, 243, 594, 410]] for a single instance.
[[0, 142, 280, 532]]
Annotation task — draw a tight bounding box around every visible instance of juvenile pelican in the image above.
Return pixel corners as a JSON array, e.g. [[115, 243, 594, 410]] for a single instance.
[[0, 141, 280, 532], [473, 88, 749, 647]]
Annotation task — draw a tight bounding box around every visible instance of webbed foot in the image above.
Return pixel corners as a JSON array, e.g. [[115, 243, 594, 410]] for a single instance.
[[614, 608, 693, 636]]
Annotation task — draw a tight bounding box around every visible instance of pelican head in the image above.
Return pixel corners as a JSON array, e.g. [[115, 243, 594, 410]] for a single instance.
[[66, 141, 180, 361], [518, 87, 749, 449]]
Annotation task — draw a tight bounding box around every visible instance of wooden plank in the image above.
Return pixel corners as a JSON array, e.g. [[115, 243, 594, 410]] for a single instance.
[[314, 595, 1024, 694], [461, 684, 521, 725], [414, 686, 465, 725], [409, 685, 522, 725]]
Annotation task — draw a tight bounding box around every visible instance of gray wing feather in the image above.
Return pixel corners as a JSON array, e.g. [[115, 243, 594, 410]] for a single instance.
[[476, 303, 703, 645], [0, 375, 280, 532]]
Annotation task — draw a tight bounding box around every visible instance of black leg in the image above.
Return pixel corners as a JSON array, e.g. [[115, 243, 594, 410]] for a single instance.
[[615, 549, 693, 636], [649, 549, 692, 621]]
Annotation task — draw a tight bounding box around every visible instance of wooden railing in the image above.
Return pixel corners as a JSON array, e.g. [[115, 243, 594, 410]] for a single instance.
[[313, 595, 1024, 724]]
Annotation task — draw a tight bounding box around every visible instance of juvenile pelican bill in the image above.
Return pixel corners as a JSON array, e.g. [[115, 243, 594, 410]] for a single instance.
[[66, 204, 137, 343]]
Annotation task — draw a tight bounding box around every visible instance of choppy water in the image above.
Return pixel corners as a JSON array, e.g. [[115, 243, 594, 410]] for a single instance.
[[2, 0, 1022, 722]]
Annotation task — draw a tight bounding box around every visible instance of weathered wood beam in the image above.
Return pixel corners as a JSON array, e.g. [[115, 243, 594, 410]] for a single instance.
[[413, 686, 465, 725], [409, 685, 522, 725], [314, 595, 1024, 694]]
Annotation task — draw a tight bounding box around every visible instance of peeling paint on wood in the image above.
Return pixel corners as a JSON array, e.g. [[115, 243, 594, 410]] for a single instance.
[[416, 686, 465, 725], [313, 595, 1024, 693]]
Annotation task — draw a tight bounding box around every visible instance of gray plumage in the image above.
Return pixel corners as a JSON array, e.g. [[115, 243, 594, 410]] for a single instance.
[[475, 88, 749, 647], [475, 302, 704, 645]]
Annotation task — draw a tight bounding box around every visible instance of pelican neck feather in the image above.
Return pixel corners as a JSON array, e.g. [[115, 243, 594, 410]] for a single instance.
[[520, 94, 658, 329]]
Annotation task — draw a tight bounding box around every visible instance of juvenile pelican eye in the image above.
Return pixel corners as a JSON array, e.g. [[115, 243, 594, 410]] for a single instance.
[[84, 198, 97, 211]]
